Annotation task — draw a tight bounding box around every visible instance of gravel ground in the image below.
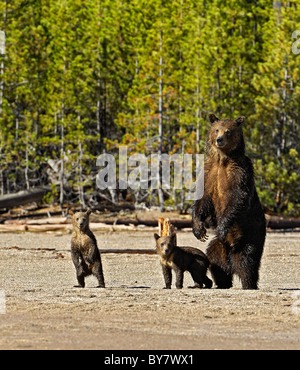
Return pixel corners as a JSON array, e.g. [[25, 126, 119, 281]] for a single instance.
[[0, 229, 299, 350]]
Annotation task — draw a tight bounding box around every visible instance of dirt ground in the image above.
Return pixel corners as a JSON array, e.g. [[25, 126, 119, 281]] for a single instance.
[[0, 227, 299, 350]]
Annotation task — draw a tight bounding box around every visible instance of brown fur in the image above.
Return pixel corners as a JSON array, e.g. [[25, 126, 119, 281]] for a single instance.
[[154, 233, 212, 289], [192, 114, 266, 289], [70, 210, 105, 288]]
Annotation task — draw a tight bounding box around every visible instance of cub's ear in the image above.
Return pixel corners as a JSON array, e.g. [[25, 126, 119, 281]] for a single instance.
[[154, 233, 160, 241], [85, 209, 92, 216], [235, 116, 246, 126], [170, 232, 177, 242], [209, 114, 220, 124]]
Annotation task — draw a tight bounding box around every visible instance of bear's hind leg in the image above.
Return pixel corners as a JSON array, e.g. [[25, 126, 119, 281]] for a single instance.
[[75, 274, 85, 288], [188, 267, 204, 288], [162, 265, 172, 289], [207, 238, 233, 289], [231, 250, 259, 290], [241, 275, 258, 290], [92, 261, 105, 288], [210, 265, 232, 289], [203, 275, 213, 289], [174, 266, 184, 289], [189, 263, 212, 289], [74, 263, 87, 288]]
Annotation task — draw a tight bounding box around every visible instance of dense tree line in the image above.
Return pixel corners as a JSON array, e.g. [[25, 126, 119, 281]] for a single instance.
[[0, 0, 299, 215]]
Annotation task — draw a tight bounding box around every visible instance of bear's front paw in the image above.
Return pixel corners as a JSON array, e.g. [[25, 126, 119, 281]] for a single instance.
[[192, 224, 208, 242]]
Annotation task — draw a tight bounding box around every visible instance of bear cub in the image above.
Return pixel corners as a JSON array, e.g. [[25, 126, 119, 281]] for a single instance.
[[70, 210, 105, 288], [154, 233, 212, 289]]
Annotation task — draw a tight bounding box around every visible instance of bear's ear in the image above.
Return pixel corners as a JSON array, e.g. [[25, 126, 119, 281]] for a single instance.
[[85, 209, 92, 216], [69, 210, 74, 216], [170, 232, 177, 243], [209, 114, 220, 124], [154, 233, 160, 241], [235, 116, 246, 126]]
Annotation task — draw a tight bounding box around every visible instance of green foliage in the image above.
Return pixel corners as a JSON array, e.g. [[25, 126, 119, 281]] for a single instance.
[[0, 0, 299, 215]]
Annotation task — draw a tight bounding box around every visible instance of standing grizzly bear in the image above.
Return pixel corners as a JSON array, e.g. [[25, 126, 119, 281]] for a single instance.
[[192, 114, 266, 290], [70, 210, 105, 288]]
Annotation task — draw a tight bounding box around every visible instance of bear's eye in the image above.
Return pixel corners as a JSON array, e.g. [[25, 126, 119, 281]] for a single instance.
[[216, 129, 219, 134], [226, 130, 231, 135], [76, 218, 79, 222]]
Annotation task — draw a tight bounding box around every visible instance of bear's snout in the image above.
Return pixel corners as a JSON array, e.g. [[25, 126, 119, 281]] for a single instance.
[[216, 136, 225, 147]]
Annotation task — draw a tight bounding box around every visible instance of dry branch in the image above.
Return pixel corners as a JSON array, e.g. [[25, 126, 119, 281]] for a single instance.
[[0, 187, 51, 209]]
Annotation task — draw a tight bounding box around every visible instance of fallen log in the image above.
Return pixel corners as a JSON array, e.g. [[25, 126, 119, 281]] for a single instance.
[[26, 224, 72, 232], [4, 217, 69, 225], [0, 245, 156, 255], [95, 217, 300, 230], [97, 218, 192, 229], [100, 249, 156, 255], [0, 212, 299, 232], [0, 224, 28, 232], [0, 221, 141, 233], [94, 203, 136, 212], [266, 217, 300, 230], [0, 187, 51, 209]]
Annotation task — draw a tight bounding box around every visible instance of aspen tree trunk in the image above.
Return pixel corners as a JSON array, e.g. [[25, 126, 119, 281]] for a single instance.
[[196, 15, 201, 150], [0, 3, 7, 195], [158, 26, 165, 211], [96, 0, 102, 153], [277, 55, 288, 165], [59, 52, 66, 211], [59, 102, 65, 211], [0, 147, 4, 195], [25, 142, 30, 190], [273, 1, 287, 167], [77, 114, 86, 209], [0, 2, 6, 115], [96, 0, 107, 154], [273, 1, 283, 12]]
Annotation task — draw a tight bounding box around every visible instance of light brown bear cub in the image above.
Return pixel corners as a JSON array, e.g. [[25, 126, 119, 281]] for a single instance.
[[154, 233, 212, 289], [70, 210, 105, 288]]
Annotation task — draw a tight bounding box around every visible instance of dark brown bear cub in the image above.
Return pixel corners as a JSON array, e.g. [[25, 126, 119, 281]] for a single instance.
[[70, 210, 105, 288], [192, 114, 266, 290], [154, 233, 212, 289]]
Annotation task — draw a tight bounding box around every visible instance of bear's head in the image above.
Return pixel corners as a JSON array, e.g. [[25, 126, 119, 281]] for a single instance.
[[70, 210, 92, 232], [154, 233, 176, 257], [208, 114, 246, 154]]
